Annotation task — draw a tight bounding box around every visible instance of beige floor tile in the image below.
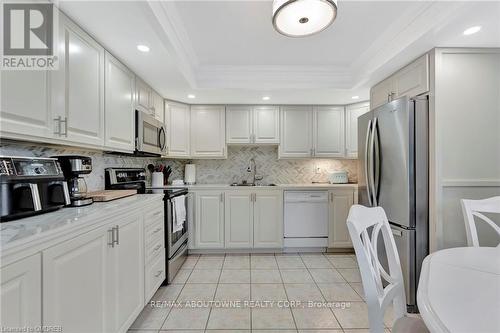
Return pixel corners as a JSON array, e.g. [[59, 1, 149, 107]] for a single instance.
[[130, 305, 171, 330], [252, 307, 296, 329], [204, 330, 249, 333], [187, 269, 221, 283], [251, 256, 279, 269], [214, 283, 250, 301], [343, 330, 391, 333], [251, 283, 287, 301], [181, 257, 199, 269], [223, 256, 250, 269], [171, 269, 192, 284], [280, 269, 314, 283], [206, 308, 251, 329], [152, 285, 184, 302], [276, 256, 306, 269], [297, 330, 342, 333], [328, 256, 358, 268], [177, 283, 217, 302], [162, 307, 210, 330], [331, 302, 370, 329], [195, 258, 224, 269], [219, 269, 251, 284], [158, 330, 202, 333], [292, 308, 341, 329], [301, 256, 333, 269], [309, 269, 346, 284], [251, 269, 282, 283], [128, 330, 160, 333], [284, 284, 325, 301], [253, 331, 297, 333], [349, 282, 365, 300], [317, 283, 362, 301], [337, 268, 362, 283]]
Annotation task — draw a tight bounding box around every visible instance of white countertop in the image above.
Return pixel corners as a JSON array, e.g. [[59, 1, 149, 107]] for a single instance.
[[0, 194, 164, 257], [417, 247, 500, 333], [148, 183, 358, 190]]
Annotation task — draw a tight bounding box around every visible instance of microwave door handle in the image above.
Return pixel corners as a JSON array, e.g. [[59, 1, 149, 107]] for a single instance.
[[158, 127, 166, 151], [364, 120, 373, 207]]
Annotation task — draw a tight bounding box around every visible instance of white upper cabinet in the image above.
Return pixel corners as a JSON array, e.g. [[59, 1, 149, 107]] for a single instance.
[[190, 105, 226, 158], [51, 13, 105, 147], [253, 106, 279, 144], [151, 90, 164, 123], [279, 106, 313, 158], [165, 101, 190, 158], [135, 77, 151, 114], [0, 71, 52, 140], [1, 254, 42, 329], [370, 53, 429, 109], [313, 106, 345, 158], [345, 102, 370, 159], [226, 106, 253, 144], [104, 52, 135, 153]]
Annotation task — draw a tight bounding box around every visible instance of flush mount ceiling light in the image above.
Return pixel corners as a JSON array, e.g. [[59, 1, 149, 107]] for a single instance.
[[272, 0, 338, 37], [137, 44, 150, 52], [262, 96, 271, 101], [463, 26, 481, 36], [351, 95, 360, 100], [187, 94, 196, 99]]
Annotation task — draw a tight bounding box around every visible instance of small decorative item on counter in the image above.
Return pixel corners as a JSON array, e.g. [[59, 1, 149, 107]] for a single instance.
[[172, 179, 184, 185], [151, 172, 164, 188], [328, 170, 348, 184]]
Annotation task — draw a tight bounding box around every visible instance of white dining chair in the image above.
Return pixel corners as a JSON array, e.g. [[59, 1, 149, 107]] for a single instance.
[[461, 196, 500, 247], [347, 205, 429, 333]]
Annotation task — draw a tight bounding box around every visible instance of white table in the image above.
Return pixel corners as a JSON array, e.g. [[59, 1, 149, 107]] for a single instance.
[[417, 247, 500, 333]]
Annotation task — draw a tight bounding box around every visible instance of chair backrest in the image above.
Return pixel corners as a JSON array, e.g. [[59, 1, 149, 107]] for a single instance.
[[346, 205, 406, 333], [460, 196, 500, 247]]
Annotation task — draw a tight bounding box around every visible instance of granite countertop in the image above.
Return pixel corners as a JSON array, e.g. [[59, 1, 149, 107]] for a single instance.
[[0, 194, 164, 256], [148, 183, 358, 190]]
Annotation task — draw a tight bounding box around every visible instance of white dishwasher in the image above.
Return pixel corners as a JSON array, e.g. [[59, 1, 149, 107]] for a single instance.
[[284, 191, 329, 248]]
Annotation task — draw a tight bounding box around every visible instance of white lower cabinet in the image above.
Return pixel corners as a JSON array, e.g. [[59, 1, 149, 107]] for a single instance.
[[253, 190, 283, 248], [225, 191, 253, 248], [0, 254, 42, 329], [195, 191, 225, 248], [43, 213, 145, 332], [328, 189, 354, 248]]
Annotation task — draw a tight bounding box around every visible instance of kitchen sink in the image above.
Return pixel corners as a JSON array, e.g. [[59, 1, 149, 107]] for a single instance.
[[230, 182, 277, 187]]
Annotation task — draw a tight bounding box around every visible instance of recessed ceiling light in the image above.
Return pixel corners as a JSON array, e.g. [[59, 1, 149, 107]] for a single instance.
[[463, 26, 481, 36], [262, 96, 271, 101], [352, 95, 360, 100], [137, 44, 150, 52], [187, 94, 196, 99]]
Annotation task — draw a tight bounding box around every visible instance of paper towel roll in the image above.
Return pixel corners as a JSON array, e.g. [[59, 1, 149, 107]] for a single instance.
[[184, 164, 196, 184]]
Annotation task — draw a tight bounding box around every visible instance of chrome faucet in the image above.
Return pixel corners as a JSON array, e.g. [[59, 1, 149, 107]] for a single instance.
[[248, 158, 263, 185]]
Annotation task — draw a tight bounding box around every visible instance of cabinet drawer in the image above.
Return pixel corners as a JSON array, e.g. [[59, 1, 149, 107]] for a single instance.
[[146, 236, 164, 263], [144, 207, 164, 227], [145, 251, 165, 303], [145, 218, 164, 246]]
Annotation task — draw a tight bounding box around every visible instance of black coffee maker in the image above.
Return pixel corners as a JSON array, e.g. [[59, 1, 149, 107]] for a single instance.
[[54, 155, 94, 207], [0, 156, 71, 222]]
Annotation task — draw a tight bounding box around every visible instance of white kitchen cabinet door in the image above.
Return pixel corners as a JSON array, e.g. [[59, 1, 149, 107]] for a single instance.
[[279, 106, 313, 158], [165, 101, 190, 157], [195, 191, 225, 248], [51, 14, 105, 147], [107, 213, 144, 333], [0, 254, 41, 328], [43, 225, 111, 332], [328, 190, 354, 248], [394, 54, 429, 99], [151, 90, 164, 123], [104, 52, 135, 152], [225, 191, 253, 248], [313, 106, 345, 158], [253, 106, 279, 144], [254, 190, 283, 248], [135, 77, 151, 114], [0, 71, 53, 140], [370, 78, 394, 109], [345, 102, 370, 159], [190, 106, 226, 158], [226, 106, 252, 144]]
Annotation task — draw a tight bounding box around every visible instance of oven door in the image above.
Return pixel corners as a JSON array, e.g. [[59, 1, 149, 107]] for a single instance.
[[166, 195, 188, 258], [136, 110, 166, 155]]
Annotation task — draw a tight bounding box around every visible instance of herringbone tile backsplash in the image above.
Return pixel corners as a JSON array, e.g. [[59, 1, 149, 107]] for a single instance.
[[1, 142, 357, 190]]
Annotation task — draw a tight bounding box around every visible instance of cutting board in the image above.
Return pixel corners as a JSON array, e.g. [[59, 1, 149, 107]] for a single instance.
[[88, 190, 137, 202]]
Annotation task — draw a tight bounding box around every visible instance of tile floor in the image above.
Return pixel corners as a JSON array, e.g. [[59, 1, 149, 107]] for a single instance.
[[129, 253, 393, 333]]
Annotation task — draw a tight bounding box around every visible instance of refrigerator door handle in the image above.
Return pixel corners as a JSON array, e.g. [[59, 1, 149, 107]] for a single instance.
[[367, 118, 378, 206], [364, 119, 373, 206], [372, 117, 380, 206], [391, 228, 403, 237]]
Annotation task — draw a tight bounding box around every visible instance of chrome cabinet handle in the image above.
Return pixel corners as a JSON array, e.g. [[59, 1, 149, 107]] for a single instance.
[[154, 270, 163, 277], [53, 116, 61, 135], [330, 192, 333, 202], [112, 225, 119, 245], [60, 117, 68, 137], [108, 228, 114, 247]]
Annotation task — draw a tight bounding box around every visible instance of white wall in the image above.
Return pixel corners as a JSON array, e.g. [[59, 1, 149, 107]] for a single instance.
[[431, 48, 500, 250]]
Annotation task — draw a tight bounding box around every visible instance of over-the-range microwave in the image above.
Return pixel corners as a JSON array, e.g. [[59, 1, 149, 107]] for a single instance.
[[135, 110, 167, 156]]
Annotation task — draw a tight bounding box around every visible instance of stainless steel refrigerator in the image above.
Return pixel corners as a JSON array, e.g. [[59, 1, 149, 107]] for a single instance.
[[357, 96, 429, 312]]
